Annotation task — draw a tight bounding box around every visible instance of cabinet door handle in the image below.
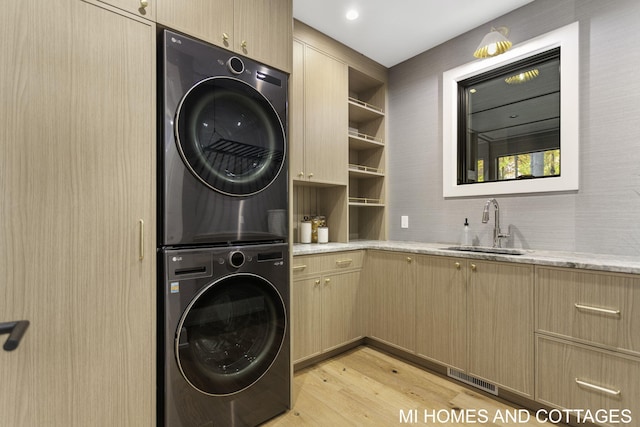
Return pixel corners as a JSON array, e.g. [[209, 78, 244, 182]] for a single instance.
[[240, 40, 247, 49], [455, 262, 461, 269], [138, 219, 144, 261], [575, 378, 621, 396], [292, 265, 307, 272], [314, 279, 320, 286], [139, 0, 148, 9], [470, 263, 477, 271], [298, 171, 304, 178], [406, 257, 412, 263], [308, 173, 314, 179], [324, 278, 331, 284], [574, 303, 621, 316], [222, 33, 230, 42], [0, 320, 30, 352], [336, 259, 353, 267]]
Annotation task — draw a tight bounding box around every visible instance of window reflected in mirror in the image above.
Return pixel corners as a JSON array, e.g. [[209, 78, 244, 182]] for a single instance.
[[458, 48, 560, 184]]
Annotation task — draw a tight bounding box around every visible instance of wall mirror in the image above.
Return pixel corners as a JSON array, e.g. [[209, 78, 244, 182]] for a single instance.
[[443, 22, 579, 197]]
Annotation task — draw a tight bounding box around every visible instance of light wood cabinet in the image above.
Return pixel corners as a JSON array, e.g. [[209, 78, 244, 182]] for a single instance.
[[292, 252, 363, 364], [365, 251, 417, 352], [98, 0, 154, 19], [537, 336, 638, 427], [536, 267, 640, 355], [467, 260, 534, 398], [292, 20, 387, 243], [535, 267, 640, 425], [0, 1, 155, 425], [415, 257, 534, 397], [416, 256, 467, 372], [291, 44, 348, 185], [156, 0, 292, 72]]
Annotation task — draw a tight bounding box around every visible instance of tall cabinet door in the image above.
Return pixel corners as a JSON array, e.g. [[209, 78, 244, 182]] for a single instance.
[[0, 1, 155, 425], [303, 47, 348, 185]]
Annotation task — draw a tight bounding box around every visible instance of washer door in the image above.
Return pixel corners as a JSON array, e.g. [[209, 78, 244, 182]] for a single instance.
[[176, 273, 286, 396], [175, 76, 286, 196]]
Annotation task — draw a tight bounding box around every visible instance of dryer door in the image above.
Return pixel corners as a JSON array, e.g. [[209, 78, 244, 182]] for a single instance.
[[175, 76, 286, 196], [175, 273, 286, 396]]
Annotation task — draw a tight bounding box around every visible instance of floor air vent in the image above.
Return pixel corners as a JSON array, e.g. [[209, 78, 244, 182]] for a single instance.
[[447, 368, 498, 395]]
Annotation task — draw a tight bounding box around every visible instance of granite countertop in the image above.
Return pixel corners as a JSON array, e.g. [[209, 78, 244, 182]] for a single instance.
[[293, 240, 640, 275]]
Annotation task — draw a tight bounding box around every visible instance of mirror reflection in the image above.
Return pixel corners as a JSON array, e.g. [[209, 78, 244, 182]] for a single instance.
[[458, 48, 560, 184]]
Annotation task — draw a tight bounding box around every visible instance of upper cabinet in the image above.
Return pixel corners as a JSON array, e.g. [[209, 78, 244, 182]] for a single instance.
[[292, 20, 388, 243], [97, 0, 155, 19], [291, 42, 348, 185], [156, 0, 292, 72]]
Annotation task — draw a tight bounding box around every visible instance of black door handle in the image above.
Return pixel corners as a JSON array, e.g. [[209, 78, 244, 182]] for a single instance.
[[0, 320, 30, 351]]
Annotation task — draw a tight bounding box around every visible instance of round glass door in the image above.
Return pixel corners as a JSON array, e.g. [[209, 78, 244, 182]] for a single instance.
[[175, 77, 286, 196], [175, 273, 286, 396]]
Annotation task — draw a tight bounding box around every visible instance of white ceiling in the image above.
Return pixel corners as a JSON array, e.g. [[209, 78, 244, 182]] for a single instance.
[[293, 0, 535, 68]]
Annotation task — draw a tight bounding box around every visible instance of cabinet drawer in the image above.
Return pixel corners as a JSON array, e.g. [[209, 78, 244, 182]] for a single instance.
[[536, 267, 640, 354], [292, 250, 364, 276], [536, 336, 638, 426]]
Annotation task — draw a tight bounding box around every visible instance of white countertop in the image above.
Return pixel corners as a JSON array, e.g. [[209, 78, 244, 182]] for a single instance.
[[293, 240, 640, 275]]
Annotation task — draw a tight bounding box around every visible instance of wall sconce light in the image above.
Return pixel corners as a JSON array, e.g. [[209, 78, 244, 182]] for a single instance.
[[473, 27, 512, 58], [505, 68, 539, 84]]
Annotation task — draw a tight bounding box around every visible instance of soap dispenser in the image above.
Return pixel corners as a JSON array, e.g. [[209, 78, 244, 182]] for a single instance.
[[462, 218, 471, 246]]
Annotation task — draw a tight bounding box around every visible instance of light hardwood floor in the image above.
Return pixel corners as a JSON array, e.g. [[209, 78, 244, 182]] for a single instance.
[[264, 346, 564, 426]]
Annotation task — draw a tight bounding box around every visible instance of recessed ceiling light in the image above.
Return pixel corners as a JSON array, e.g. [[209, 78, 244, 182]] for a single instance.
[[346, 9, 359, 20]]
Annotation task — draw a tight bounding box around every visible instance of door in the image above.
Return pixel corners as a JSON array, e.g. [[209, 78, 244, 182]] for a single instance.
[[0, 1, 155, 425], [303, 47, 348, 184], [468, 261, 534, 397], [416, 256, 467, 371], [176, 274, 286, 395], [175, 77, 286, 196]]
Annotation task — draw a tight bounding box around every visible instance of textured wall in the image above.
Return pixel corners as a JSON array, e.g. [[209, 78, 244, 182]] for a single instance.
[[388, 0, 640, 255]]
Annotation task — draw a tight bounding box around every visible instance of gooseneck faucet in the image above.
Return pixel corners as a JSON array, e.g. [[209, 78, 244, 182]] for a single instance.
[[482, 198, 510, 248]]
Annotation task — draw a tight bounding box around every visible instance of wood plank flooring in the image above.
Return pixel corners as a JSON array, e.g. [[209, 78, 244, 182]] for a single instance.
[[264, 346, 564, 426]]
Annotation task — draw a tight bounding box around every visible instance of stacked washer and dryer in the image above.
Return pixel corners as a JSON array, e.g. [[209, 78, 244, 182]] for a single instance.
[[158, 29, 290, 427]]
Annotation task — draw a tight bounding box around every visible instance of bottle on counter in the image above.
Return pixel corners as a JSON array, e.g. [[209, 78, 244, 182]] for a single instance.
[[462, 218, 471, 246]]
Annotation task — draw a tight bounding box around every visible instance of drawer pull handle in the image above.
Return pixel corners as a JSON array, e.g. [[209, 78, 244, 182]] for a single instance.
[[336, 259, 353, 267], [575, 378, 621, 396], [138, 219, 144, 261], [574, 303, 621, 316], [292, 265, 307, 272]]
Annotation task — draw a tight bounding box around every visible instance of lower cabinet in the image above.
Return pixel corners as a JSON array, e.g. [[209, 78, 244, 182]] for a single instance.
[[292, 251, 363, 364], [365, 250, 417, 352], [294, 249, 640, 423], [368, 253, 534, 398], [416, 256, 467, 372], [467, 260, 534, 398], [537, 336, 638, 427], [535, 267, 640, 426]]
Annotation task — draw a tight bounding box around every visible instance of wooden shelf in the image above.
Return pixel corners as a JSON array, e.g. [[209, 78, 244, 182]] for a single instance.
[[348, 98, 385, 123], [349, 196, 384, 206], [348, 131, 384, 150], [349, 164, 384, 178]]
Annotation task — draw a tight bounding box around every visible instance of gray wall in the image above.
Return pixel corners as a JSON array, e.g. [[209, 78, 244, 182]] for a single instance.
[[388, 0, 640, 255]]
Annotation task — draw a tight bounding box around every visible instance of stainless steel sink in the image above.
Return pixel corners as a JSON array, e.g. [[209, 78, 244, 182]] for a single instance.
[[443, 246, 527, 256]]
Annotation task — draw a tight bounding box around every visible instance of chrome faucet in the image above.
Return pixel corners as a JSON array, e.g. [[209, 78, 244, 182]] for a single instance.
[[482, 198, 510, 248]]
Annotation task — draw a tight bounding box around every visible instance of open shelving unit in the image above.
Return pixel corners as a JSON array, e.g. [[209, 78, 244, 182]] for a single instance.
[[348, 67, 387, 241]]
